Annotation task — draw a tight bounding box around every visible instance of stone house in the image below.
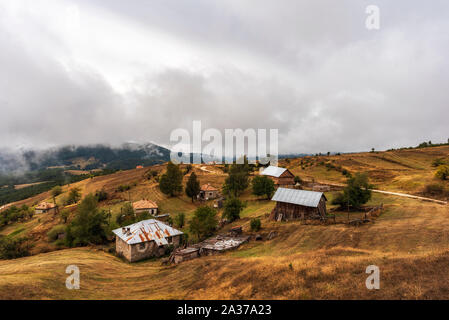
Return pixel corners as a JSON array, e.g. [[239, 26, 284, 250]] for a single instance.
[[270, 188, 327, 221], [198, 183, 219, 200], [113, 219, 183, 262], [35, 202, 57, 214], [132, 199, 158, 216], [260, 166, 295, 187]]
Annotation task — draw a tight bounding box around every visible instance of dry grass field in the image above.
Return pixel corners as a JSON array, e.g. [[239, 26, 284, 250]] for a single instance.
[[0, 146, 449, 299]]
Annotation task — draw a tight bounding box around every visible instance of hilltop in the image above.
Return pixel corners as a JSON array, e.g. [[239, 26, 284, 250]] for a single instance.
[[0, 145, 448, 299]]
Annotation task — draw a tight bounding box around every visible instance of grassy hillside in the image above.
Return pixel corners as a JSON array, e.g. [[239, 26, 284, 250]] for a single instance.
[[1, 193, 449, 299], [0, 146, 448, 299], [282, 145, 449, 196]]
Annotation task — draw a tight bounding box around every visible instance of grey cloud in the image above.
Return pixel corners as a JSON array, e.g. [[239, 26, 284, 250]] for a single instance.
[[1, 0, 448, 154]]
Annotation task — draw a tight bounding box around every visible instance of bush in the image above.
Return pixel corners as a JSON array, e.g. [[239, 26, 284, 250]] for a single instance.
[[47, 225, 66, 241], [65, 187, 81, 205], [116, 202, 136, 227], [435, 165, 449, 180], [95, 189, 108, 202], [250, 218, 261, 232], [424, 183, 448, 196], [0, 236, 32, 259], [222, 198, 246, 222], [174, 213, 186, 229], [252, 176, 275, 199], [432, 158, 447, 167], [331, 172, 373, 209], [116, 185, 131, 192], [189, 206, 218, 241]]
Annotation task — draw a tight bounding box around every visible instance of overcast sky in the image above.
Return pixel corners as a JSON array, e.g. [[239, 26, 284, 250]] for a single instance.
[[0, 0, 448, 154]]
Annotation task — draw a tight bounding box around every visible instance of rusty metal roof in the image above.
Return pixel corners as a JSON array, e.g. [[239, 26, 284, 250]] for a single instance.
[[260, 166, 287, 177], [112, 219, 183, 246], [271, 187, 325, 208]]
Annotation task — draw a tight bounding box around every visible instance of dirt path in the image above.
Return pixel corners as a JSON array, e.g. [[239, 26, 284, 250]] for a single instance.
[[317, 181, 448, 205]]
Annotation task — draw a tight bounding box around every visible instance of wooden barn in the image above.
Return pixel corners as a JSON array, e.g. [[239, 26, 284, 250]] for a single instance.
[[260, 166, 295, 187], [270, 188, 327, 221]]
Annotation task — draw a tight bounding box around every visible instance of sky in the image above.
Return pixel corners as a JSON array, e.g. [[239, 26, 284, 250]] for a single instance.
[[0, 0, 448, 154]]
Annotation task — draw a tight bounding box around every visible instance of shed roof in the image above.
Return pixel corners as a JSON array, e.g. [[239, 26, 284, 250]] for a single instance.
[[113, 219, 183, 246], [132, 199, 158, 210], [201, 183, 218, 191], [271, 188, 326, 208], [260, 166, 287, 177], [35, 202, 56, 210]]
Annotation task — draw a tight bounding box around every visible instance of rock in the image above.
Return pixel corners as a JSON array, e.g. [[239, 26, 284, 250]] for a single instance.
[[160, 257, 170, 265]]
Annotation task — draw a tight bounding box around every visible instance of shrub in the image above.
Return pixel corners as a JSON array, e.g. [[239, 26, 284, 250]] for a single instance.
[[95, 189, 108, 202], [250, 218, 261, 232], [332, 172, 373, 209], [47, 225, 66, 241], [252, 176, 275, 199], [222, 198, 246, 222], [435, 165, 449, 180], [189, 206, 218, 241], [174, 212, 186, 229], [116, 202, 136, 227], [432, 158, 447, 167], [65, 187, 81, 205], [423, 183, 448, 196], [0, 236, 32, 259]]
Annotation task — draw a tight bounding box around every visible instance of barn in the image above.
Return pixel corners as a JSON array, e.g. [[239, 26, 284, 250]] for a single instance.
[[260, 166, 295, 187], [270, 188, 327, 221], [113, 219, 183, 262]]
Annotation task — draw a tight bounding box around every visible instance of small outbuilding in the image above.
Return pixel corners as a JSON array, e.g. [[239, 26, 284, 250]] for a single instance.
[[132, 199, 158, 216], [113, 219, 183, 262], [35, 202, 57, 214], [260, 166, 295, 187], [270, 188, 327, 221], [198, 183, 219, 200]]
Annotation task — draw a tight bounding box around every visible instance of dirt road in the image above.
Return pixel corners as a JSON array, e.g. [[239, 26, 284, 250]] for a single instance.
[[317, 181, 448, 205]]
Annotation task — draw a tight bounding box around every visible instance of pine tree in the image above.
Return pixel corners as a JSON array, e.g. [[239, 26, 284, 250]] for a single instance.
[[185, 172, 200, 202], [159, 161, 183, 197]]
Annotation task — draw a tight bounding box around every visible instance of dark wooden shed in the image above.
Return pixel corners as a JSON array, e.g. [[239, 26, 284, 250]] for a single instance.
[[270, 188, 327, 221]]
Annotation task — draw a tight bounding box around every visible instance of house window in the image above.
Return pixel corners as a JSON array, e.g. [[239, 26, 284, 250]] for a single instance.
[[138, 243, 146, 250], [167, 237, 173, 244]]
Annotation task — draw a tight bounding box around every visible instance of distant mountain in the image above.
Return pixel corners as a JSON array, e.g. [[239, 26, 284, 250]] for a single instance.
[[0, 142, 171, 174]]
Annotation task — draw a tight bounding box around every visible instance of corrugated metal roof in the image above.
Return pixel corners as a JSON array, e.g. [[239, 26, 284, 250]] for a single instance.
[[271, 188, 325, 208], [260, 166, 287, 177], [113, 219, 183, 246]]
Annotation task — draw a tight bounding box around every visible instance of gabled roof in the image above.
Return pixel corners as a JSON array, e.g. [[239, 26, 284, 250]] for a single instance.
[[132, 199, 158, 210], [260, 166, 287, 178], [271, 188, 326, 208], [35, 202, 56, 210], [112, 219, 183, 246], [201, 183, 218, 191]]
